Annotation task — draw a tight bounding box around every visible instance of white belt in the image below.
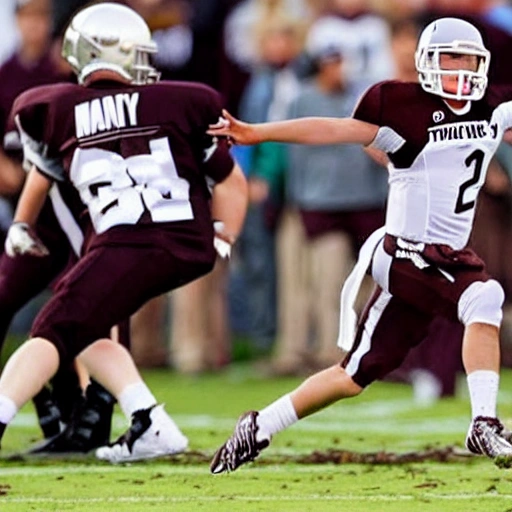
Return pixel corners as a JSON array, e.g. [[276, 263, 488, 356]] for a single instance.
[[337, 226, 386, 352]]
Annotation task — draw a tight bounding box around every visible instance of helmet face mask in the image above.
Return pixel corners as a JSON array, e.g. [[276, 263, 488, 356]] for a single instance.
[[62, 3, 160, 85], [415, 18, 490, 102]]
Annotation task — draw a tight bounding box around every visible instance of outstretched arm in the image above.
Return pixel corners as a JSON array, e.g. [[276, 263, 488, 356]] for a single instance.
[[208, 110, 379, 147]]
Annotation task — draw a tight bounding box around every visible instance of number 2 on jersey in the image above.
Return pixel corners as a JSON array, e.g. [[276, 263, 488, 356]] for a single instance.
[[455, 149, 484, 214]]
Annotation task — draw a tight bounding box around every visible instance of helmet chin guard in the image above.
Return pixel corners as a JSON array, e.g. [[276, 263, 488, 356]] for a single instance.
[[62, 2, 160, 85], [415, 18, 490, 101]]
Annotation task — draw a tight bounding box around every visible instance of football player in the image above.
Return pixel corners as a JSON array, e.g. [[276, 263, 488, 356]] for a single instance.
[[0, 0, 116, 450], [0, 2, 247, 463], [209, 17, 512, 473]]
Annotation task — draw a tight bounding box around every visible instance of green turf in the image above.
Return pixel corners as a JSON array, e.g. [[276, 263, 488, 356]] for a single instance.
[[1, 365, 512, 511]]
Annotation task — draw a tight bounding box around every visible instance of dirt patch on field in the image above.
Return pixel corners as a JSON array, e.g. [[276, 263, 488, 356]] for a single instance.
[[169, 446, 473, 466]]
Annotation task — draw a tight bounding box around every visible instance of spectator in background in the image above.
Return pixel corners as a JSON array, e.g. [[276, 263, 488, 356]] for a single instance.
[[306, 0, 394, 83], [170, 259, 231, 374], [270, 38, 387, 375], [0, 0, 62, 201], [185, 0, 240, 88], [133, 0, 194, 81], [368, 0, 427, 22], [0, 0, 19, 66], [234, 13, 305, 350], [482, 0, 512, 35], [223, 0, 310, 71], [0, 0, 72, 343], [221, 0, 311, 114]]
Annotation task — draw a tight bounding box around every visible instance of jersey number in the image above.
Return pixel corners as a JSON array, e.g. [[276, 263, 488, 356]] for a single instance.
[[70, 137, 193, 234], [455, 149, 484, 214]]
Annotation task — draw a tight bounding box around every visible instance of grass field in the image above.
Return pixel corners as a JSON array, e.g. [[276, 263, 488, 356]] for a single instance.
[[1, 364, 512, 511]]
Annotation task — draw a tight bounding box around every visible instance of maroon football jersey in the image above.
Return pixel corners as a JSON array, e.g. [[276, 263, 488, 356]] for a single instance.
[[0, 51, 69, 143], [10, 80, 235, 252]]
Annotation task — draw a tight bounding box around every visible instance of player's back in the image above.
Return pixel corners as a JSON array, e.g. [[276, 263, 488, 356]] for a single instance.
[[12, 80, 234, 241]]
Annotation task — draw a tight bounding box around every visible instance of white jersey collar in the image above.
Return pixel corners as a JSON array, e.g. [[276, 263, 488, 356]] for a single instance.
[[443, 99, 471, 116]]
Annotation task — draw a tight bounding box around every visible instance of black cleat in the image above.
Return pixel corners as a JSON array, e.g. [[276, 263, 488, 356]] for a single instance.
[[32, 387, 62, 439], [210, 411, 270, 474], [465, 416, 512, 458], [29, 381, 115, 454]]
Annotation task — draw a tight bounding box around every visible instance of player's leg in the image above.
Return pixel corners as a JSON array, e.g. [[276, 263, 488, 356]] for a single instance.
[[271, 208, 310, 375], [29, 373, 115, 454], [74, 338, 187, 462], [0, 335, 187, 461], [61, 322, 131, 453], [0, 198, 85, 439], [0, 248, 74, 439], [456, 280, 512, 458], [31, 323, 130, 455], [383, 245, 512, 459], [0, 243, 212, 459], [0, 251, 112, 453], [210, 289, 433, 473]]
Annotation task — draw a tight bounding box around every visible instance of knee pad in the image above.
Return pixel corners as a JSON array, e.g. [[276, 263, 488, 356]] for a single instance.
[[458, 279, 504, 327]]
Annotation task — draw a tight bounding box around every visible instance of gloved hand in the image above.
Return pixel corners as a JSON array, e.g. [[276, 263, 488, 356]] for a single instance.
[[5, 222, 49, 257], [213, 221, 233, 259]]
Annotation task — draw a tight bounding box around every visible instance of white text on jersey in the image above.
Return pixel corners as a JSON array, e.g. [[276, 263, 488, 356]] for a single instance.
[[74, 93, 140, 139], [428, 121, 498, 143]]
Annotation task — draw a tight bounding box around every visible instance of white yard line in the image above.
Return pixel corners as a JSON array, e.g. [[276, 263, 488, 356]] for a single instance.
[[0, 463, 485, 477], [10, 407, 471, 435], [1, 493, 512, 504]]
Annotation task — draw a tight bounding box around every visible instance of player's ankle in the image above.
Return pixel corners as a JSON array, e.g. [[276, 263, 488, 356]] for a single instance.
[[0, 394, 18, 425]]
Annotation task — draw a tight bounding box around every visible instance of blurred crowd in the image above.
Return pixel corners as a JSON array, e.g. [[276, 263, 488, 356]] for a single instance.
[[2, 0, 512, 404]]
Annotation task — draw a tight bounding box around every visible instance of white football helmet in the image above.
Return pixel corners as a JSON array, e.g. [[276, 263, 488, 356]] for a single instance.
[[62, 3, 159, 85], [415, 18, 490, 101]]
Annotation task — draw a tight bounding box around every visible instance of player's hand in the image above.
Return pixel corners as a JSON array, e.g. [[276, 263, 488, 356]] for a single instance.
[[213, 221, 234, 259], [5, 222, 50, 257], [208, 110, 261, 145]]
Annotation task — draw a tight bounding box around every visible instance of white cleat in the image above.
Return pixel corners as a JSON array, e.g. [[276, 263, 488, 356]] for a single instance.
[[465, 416, 512, 458], [96, 404, 188, 463]]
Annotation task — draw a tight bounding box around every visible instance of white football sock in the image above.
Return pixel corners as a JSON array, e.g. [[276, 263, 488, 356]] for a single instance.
[[256, 394, 298, 442], [0, 394, 18, 424], [467, 370, 499, 419], [118, 382, 157, 418]]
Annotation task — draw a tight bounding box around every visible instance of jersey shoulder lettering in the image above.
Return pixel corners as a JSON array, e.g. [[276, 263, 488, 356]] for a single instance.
[[353, 80, 512, 249]]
